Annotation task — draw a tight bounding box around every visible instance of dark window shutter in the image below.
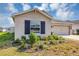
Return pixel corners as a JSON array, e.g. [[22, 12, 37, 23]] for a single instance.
[[41, 21, 45, 34], [25, 20, 30, 34]]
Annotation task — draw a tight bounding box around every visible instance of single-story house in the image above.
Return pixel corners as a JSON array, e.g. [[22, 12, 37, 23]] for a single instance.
[[12, 9, 79, 39]]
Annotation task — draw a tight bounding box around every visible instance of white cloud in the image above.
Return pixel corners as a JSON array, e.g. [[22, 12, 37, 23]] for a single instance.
[[56, 9, 75, 20], [0, 14, 14, 27], [49, 3, 76, 20], [21, 3, 31, 11], [49, 3, 68, 11], [7, 4, 18, 14], [60, 3, 68, 8], [34, 3, 49, 11], [56, 9, 74, 20], [50, 3, 60, 11]]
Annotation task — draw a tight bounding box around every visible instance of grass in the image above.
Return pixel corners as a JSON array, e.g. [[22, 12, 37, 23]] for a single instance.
[[0, 40, 79, 56], [0, 47, 32, 56], [0, 32, 14, 49], [0, 32, 7, 35]]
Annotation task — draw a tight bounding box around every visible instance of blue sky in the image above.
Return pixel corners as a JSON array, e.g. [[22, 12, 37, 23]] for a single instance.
[[0, 3, 79, 27]]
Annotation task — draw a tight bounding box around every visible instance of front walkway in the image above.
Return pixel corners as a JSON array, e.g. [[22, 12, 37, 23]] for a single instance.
[[62, 35, 79, 40]]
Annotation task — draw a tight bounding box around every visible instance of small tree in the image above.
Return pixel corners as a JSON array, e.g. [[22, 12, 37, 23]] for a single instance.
[[29, 32, 40, 48]]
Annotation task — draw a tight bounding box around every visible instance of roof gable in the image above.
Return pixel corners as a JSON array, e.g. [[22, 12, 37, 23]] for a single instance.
[[12, 9, 52, 20]]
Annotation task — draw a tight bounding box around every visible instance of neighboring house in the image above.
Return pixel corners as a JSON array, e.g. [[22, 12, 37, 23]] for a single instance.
[[6, 27, 14, 33], [0, 27, 14, 33], [12, 9, 79, 39], [71, 20, 79, 34], [0, 27, 3, 32]]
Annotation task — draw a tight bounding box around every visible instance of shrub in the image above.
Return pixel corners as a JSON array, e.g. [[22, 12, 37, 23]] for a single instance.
[[12, 38, 21, 46], [38, 44, 44, 50], [21, 36, 26, 43], [20, 41, 26, 49], [29, 32, 40, 48], [48, 34, 65, 41], [49, 40, 57, 45], [15, 38, 20, 42], [38, 44, 48, 50], [17, 36, 27, 52], [44, 41, 48, 45], [76, 29, 79, 35], [47, 35, 55, 41], [37, 36, 41, 40], [17, 45, 26, 52], [21, 36, 26, 40], [52, 34, 59, 40], [59, 36, 65, 40], [20, 36, 27, 48]]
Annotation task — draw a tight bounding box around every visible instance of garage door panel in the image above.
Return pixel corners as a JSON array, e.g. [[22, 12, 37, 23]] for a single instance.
[[52, 26, 69, 35]]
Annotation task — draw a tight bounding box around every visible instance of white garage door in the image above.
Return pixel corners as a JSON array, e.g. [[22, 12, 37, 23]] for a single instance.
[[52, 26, 69, 35]]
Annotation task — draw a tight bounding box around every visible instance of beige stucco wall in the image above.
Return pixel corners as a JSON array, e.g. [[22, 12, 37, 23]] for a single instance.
[[14, 11, 52, 39]]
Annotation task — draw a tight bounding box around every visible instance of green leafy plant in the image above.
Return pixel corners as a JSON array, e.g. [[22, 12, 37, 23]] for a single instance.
[[47, 35, 55, 41], [49, 40, 57, 45], [12, 38, 21, 46], [29, 32, 40, 48], [17, 36, 27, 52], [21, 36, 27, 48], [52, 34, 59, 40], [21, 36, 26, 43]]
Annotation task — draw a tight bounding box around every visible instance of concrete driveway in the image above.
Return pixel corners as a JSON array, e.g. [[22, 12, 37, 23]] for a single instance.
[[62, 35, 79, 40]]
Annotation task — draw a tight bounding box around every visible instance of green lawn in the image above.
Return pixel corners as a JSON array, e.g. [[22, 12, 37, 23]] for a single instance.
[[0, 32, 14, 47], [0, 40, 79, 56], [0, 32, 7, 35]]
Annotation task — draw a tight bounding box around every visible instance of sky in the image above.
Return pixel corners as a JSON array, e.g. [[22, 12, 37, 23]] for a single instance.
[[0, 3, 79, 28]]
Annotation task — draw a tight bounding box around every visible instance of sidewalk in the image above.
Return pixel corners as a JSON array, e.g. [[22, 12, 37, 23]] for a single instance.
[[62, 35, 79, 40]]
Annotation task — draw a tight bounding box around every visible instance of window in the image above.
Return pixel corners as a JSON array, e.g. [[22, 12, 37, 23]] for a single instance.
[[30, 20, 40, 33]]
